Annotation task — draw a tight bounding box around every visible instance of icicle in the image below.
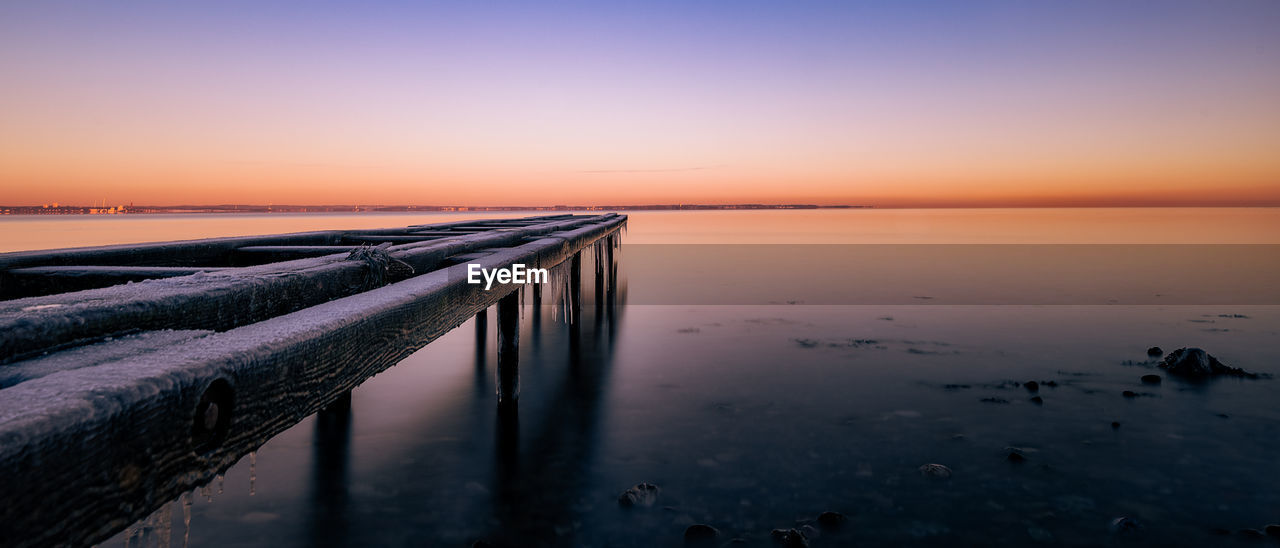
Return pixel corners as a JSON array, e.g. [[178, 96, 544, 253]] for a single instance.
[[181, 491, 192, 548], [249, 452, 257, 496], [159, 502, 172, 548], [216, 474, 224, 495], [200, 484, 212, 503], [123, 522, 139, 548]]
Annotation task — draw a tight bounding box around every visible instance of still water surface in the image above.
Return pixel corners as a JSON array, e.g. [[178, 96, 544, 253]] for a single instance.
[[5, 209, 1278, 546]]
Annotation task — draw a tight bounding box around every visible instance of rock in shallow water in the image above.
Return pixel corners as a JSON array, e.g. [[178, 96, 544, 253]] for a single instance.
[[1141, 374, 1162, 384], [617, 483, 660, 508], [816, 511, 848, 530], [918, 463, 952, 479], [1158, 347, 1259, 378], [1147, 346, 1163, 357], [1024, 380, 1039, 392], [1109, 516, 1142, 534]]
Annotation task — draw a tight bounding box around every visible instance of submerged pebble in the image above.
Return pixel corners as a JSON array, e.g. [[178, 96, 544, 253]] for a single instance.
[[1030, 396, 1043, 405], [618, 483, 660, 508], [1122, 390, 1138, 398], [918, 463, 952, 479], [1147, 346, 1164, 357], [684, 524, 719, 545], [1141, 374, 1162, 384], [1024, 380, 1039, 392], [1109, 516, 1142, 534], [1111, 421, 1121, 429]]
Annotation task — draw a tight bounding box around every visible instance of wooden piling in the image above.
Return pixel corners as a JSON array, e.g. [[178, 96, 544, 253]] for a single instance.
[[569, 252, 583, 344], [496, 290, 520, 405], [594, 247, 605, 317]]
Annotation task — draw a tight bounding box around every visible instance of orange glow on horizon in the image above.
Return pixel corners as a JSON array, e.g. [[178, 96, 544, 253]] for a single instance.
[[2, 2, 1278, 208]]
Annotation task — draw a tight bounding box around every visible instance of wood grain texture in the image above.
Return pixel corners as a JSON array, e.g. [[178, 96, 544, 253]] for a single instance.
[[0, 215, 625, 547]]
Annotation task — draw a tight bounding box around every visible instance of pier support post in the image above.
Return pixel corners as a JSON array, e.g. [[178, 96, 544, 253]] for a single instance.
[[530, 282, 542, 332], [569, 252, 582, 323], [594, 248, 605, 318], [475, 307, 488, 356], [496, 291, 520, 405], [605, 237, 617, 324]]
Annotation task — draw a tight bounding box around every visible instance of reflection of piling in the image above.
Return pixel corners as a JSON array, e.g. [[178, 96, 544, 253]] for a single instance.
[[475, 307, 488, 368], [593, 249, 604, 319], [530, 283, 541, 334], [493, 395, 519, 508], [311, 389, 352, 547], [496, 291, 520, 406], [569, 252, 582, 344], [605, 239, 617, 327]]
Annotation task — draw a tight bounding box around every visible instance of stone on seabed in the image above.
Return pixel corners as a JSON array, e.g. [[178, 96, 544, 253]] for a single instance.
[[1159, 347, 1258, 378], [617, 483, 660, 508], [918, 463, 952, 479]]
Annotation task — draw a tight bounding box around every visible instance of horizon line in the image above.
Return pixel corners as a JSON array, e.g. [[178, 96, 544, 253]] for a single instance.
[[5, 202, 1280, 211]]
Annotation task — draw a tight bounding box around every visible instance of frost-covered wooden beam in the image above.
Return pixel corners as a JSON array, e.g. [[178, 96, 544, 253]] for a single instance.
[[0, 215, 575, 272], [0, 214, 624, 547], [5, 266, 235, 297], [231, 245, 363, 264], [0, 214, 619, 364], [0, 215, 574, 300], [340, 235, 451, 243]]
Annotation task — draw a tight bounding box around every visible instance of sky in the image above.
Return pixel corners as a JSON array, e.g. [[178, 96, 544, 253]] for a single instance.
[[1, 1, 1278, 207]]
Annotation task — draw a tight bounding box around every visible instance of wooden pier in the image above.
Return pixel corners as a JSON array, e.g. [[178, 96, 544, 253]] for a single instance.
[[0, 213, 625, 547]]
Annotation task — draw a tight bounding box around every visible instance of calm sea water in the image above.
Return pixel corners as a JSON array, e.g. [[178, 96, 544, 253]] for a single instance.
[[5, 209, 1280, 546]]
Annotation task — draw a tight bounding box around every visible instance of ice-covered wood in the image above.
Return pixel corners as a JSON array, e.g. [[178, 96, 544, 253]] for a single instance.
[[0, 330, 211, 388], [6, 266, 235, 296], [0, 214, 624, 547], [0, 215, 619, 364]]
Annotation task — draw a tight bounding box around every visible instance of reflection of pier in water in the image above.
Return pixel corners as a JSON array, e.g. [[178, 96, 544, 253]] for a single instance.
[[117, 252, 627, 546], [0, 214, 625, 547]]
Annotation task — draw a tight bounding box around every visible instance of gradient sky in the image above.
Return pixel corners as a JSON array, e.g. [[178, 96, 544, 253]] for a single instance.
[[1, 1, 1278, 207]]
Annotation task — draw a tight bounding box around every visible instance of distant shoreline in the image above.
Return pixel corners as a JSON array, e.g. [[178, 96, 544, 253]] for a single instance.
[[6, 203, 1280, 216], [0, 204, 866, 215]]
